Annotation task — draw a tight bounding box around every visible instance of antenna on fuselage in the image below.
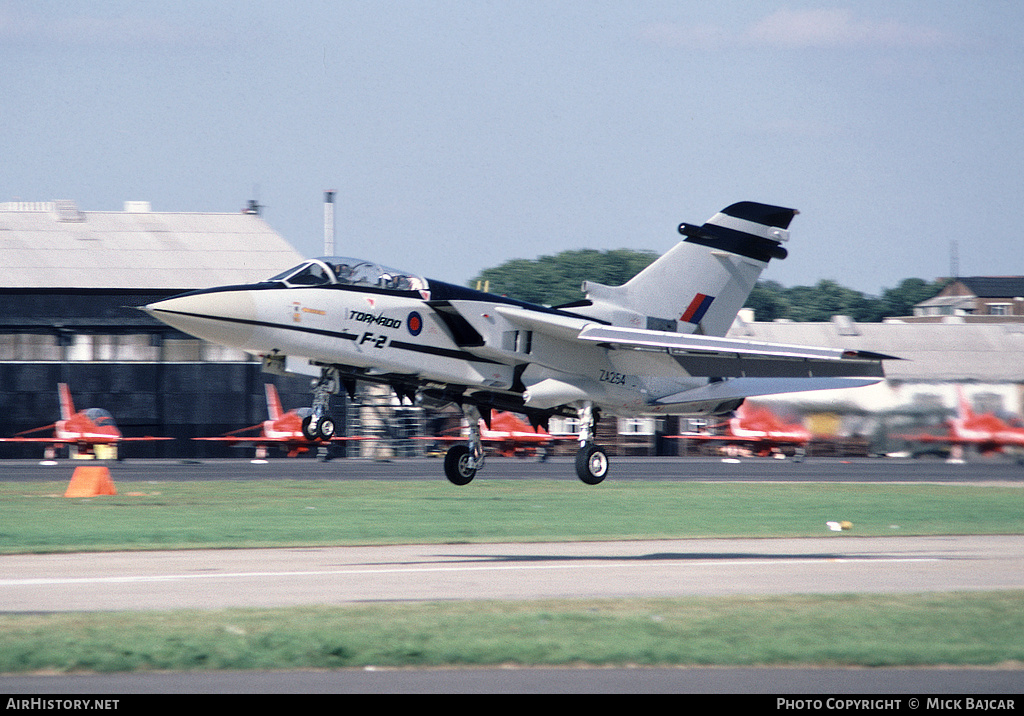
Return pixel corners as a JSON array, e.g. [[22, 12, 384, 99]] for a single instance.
[[323, 190, 336, 256]]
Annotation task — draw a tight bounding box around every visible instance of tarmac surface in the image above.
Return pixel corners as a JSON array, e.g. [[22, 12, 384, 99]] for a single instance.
[[1, 453, 1023, 484], [1, 455, 1022, 694], [2, 535, 1024, 612]]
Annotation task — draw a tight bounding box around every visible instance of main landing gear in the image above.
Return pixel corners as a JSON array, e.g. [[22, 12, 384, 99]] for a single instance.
[[442, 401, 609, 486], [443, 405, 484, 485], [574, 401, 608, 485]]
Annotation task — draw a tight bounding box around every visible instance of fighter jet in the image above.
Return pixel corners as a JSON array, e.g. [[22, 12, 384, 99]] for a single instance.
[[142, 201, 892, 484], [0, 383, 173, 459]]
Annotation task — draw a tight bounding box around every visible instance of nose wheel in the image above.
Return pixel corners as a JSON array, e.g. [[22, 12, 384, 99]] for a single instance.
[[301, 414, 336, 441]]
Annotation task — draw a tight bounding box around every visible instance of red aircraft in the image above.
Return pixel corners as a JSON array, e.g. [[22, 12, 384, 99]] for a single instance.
[[193, 383, 369, 458], [899, 387, 1024, 459], [672, 401, 812, 458], [0, 383, 173, 458], [419, 410, 575, 458]]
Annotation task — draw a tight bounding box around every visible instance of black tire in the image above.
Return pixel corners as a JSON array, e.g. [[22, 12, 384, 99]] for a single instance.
[[575, 443, 609, 485], [317, 417, 336, 440], [301, 415, 318, 441], [444, 445, 477, 485]]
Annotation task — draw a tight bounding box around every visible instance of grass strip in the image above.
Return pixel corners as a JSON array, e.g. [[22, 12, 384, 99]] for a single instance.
[[2, 592, 1023, 673], [1, 480, 1022, 554]]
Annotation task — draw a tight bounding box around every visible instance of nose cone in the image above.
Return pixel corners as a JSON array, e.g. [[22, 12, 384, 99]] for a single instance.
[[143, 289, 257, 348]]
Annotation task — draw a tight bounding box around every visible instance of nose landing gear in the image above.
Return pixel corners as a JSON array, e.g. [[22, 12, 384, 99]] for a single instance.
[[301, 369, 340, 441]]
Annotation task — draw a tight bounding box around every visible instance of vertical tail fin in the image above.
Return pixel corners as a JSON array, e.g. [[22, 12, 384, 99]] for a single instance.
[[578, 201, 797, 337], [956, 385, 975, 423], [58, 383, 75, 421], [265, 383, 284, 421]]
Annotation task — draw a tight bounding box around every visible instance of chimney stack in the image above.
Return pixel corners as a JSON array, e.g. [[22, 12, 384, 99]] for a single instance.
[[323, 191, 335, 256]]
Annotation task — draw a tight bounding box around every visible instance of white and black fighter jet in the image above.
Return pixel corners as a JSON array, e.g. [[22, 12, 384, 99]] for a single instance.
[[142, 201, 892, 485]]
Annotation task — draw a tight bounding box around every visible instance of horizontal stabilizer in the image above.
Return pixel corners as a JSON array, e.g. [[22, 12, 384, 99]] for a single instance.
[[578, 325, 894, 379], [655, 377, 881, 406]]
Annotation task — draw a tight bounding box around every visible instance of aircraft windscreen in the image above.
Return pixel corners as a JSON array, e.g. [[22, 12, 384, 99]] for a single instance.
[[269, 257, 426, 292], [84, 408, 116, 427]]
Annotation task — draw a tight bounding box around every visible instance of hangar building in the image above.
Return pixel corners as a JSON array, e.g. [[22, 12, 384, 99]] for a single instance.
[[0, 199, 322, 458]]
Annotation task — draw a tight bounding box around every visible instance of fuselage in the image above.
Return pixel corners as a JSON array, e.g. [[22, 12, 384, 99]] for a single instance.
[[143, 257, 715, 417], [56, 410, 122, 444], [952, 420, 1024, 448]]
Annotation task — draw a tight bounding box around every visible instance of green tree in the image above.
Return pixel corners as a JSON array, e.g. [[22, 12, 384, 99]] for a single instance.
[[470, 248, 657, 306], [878, 278, 948, 317], [782, 280, 881, 322], [744, 280, 791, 321]]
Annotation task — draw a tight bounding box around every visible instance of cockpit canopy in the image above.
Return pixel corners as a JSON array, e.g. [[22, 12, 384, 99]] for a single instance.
[[83, 408, 116, 427], [268, 257, 428, 293]]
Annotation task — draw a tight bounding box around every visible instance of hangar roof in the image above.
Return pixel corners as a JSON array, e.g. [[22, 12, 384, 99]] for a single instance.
[[729, 315, 1024, 382], [0, 201, 305, 290]]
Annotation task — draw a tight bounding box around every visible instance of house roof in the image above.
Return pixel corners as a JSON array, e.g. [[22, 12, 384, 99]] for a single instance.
[[952, 277, 1024, 298], [914, 295, 976, 310], [0, 201, 305, 290]]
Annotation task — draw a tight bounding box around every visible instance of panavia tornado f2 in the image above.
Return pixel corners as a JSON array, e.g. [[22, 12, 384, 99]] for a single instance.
[[143, 201, 893, 485]]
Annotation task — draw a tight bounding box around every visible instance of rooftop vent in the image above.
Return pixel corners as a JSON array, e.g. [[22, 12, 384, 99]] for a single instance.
[[124, 201, 152, 213], [54, 199, 85, 222], [831, 314, 860, 336]]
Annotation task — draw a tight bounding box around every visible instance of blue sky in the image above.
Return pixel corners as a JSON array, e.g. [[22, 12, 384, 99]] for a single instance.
[[2, 1, 1022, 295]]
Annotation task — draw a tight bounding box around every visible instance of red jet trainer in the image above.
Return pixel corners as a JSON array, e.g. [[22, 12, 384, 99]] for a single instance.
[[899, 386, 1024, 459], [419, 409, 576, 458], [671, 401, 812, 459], [0, 383, 173, 458]]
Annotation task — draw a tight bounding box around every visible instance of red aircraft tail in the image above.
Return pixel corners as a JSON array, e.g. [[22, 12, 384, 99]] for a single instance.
[[58, 383, 75, 421], [265, 383, 284, 421], [956, 385, 975, 422]]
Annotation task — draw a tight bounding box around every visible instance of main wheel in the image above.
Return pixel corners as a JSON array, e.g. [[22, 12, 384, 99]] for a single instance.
[[444, 444, 477, 485], [575, 443, 609, 485]]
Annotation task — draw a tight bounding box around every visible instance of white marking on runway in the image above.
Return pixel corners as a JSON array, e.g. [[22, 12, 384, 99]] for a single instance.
[[0, 557, 940, 587]]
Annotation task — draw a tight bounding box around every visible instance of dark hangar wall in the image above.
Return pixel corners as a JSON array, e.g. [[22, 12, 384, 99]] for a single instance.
[[0, 362, 344, 460]]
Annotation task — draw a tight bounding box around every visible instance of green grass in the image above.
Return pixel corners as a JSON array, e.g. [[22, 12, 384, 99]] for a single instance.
[[2, 480, 1023, 554], [2, 593, 1023, 673]]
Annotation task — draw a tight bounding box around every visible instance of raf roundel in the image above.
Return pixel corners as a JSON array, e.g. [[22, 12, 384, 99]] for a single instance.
[[407, 311, 423, 336]]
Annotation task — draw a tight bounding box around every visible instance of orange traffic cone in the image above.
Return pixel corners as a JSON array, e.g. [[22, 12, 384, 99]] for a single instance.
[[64, 466, 117, 497]]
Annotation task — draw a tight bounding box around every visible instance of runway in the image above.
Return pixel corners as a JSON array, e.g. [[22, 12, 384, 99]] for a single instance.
[[2, 454, 1023, 484], [2, 535, 1023, 612]]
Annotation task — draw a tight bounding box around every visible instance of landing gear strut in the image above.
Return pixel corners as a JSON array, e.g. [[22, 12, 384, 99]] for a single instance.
[[444, 405, 485, 485], [301, 368, 339, 441], [575, 401, 608, 485]]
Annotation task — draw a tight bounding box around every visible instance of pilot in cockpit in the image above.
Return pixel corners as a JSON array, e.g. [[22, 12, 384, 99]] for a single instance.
[[331, 263, 355, 284]]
